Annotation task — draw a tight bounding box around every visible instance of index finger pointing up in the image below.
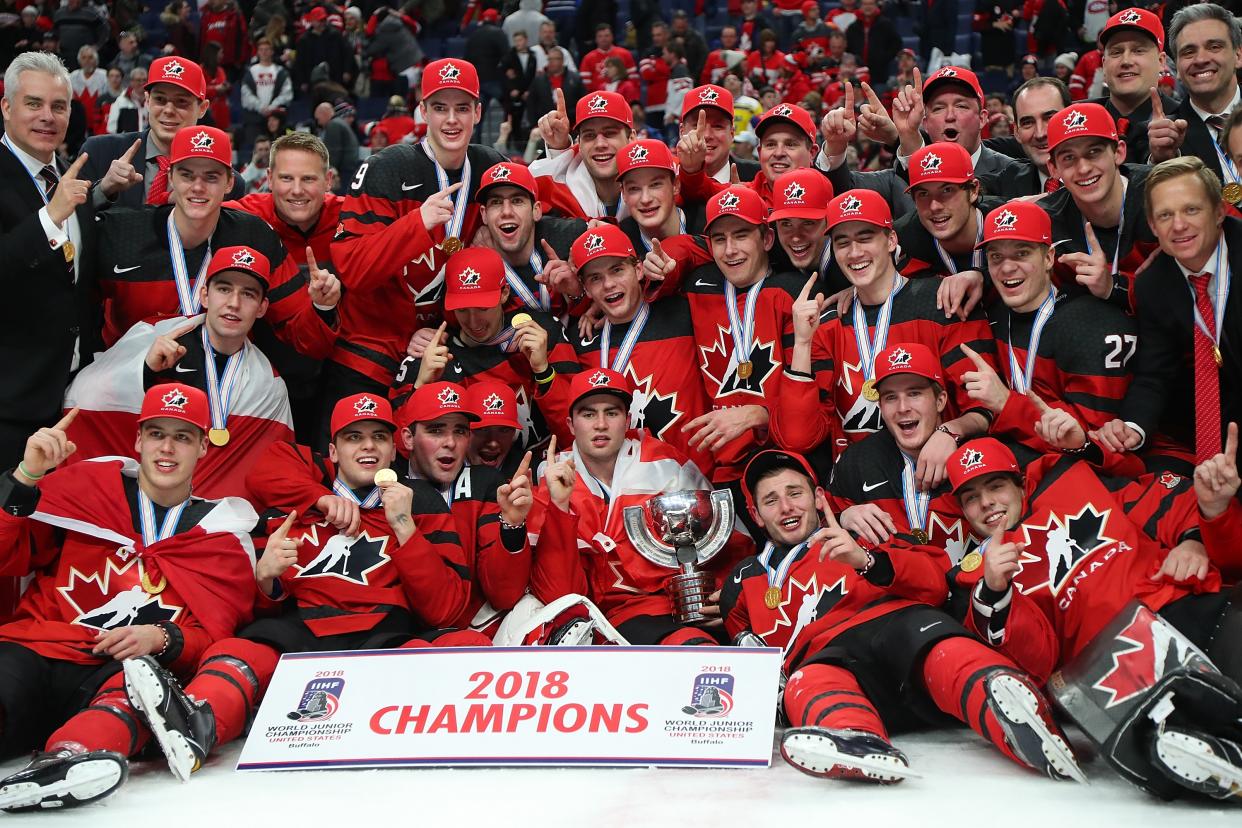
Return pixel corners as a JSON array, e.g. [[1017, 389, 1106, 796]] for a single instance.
[[960, 343, 990, 372], [438, 181, 465, 199], [798, 272, 817, 301], [555, 87, 566, 118], [1226, 421, 1238, 463], [512, 451, 532, 482], [54, 407, 80, 431], [121, 138, 143, 164], [844, 81, 855, 121], [546, 434, 557, 464], [305, 246, 319, 273], [64, 152, 89, 180], [697, 109, 706, 135], [540, 238, 560, 261], [1149, 86, 1164, 120]]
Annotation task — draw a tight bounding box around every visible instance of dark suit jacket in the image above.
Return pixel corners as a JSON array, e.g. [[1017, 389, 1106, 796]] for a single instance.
[[1170, 94, 1232, 181], [0, 143, 97, 433], [1121, 216, 1242, 451], [79, 129, 244, 208], [527, 71, 587, 133]]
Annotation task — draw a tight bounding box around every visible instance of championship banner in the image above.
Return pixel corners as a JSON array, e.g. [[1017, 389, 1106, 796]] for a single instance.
[[237, 646, 781, 770]]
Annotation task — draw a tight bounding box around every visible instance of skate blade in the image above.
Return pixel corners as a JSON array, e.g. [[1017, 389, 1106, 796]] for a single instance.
[[124, 659, 196, 783], [990, 675, 1088, 784], [781, 732, 921, 781], [0, 759, 122, 810], [1157, 731, 1242, 795]]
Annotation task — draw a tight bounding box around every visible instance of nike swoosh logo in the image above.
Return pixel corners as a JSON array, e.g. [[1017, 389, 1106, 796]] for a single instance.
[[401, 182, 422, 191], [861, 481, 887, 492], [113, 264, 141, 274], [173, 364, 195, 373], [695, 279, 714, 287], [733, 572, 745, 583], [919, 621, 941, 633]]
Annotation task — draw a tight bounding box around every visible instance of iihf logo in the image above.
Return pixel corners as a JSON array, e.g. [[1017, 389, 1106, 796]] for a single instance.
[[937, 67, 958, 78], [458, 267, 481, 287], [682, 673, 734, 718], [288, 677, 344, 722], [584, 233, 606, 253], [588, 371, 610, 387], [920, 152, 942, 173], [231, 248, 256, 268], [482, 393, 505, 413], [717, 192, 741, 211], [437, 386, 460, 406], [959, 448, 985, 472], [1062, 109, 1089, 132], [628, 144, 649, 163], [587, 95, 609, 113], [439, 62, 461, 82], [190, 130, 214, 151], [162, 59, 185, 79], [993, 209, 1018, 230], [839, 194, 863, 215], [490, 165, 512, 181], [161, 388, 189, 411], [770, 104, 793, 118], [783, 181, 806, 203], [353, 395, 378, 415], [888, 347, 912, 367], [1119, 9, 1142, 24]]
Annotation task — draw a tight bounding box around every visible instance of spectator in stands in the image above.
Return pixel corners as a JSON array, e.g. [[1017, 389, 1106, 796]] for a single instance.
[[573, 0, 619, 60], [240, 134, 272, 193], [1028, 0, 1072, 57], [824, 0, 862, 32], [670, 10, 708, 85], [702, 26, 744, 84], [365, 4, 424, 98], [745, 29, 785, 89], [732, 0, 777, 52], [581, 23, 638, 93], [793, 2, 833, 54], [847, 0, 901, 85], [502, 30, 538, 145], [52, 0, 105, 71], [200, 0, 247, 81], [505, 0, 551, 45], [778, 54, 814, 105], [532, 20, 578, 75], [465, 8, 511, 142], [261, 106, 292, 144], [98, 65, 125, 118], [109, 30, 151, 77], [314, 100, 360, 194], [1055, 51, 1079, 90], [370, 94, 417, 146], [11, 6, 43, 57], [161, 0, 199, 60], [974, 3, 1020, 71], [1010, 53, 1040, 95], [641, 22, 674, 133], [201, 42, 231, 131], [526, 45, 585, 134], [260, 12, 292, 61], [106, 65, 146, 134], [241, 38, 294, 146], [921, 0, 959, 59], [70, 44, 106, 135], [294, 7, 355, 93]]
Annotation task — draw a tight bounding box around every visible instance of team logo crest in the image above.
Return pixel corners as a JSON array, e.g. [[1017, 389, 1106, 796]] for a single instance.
[[490, 165, 511, 181], [698, 88, 720, 104], [1118, 9, 1143, 25], [161, 388, 189, 411], [783, 182, 806, 203], [353, 395, 378, 416], [628, 144, 649, 163], [959, 448, 985, 472], [717, 192, 741, 211], [588, 371, 611, 387], [770, 104, 794, 118], [439, 62, 461, 82], [458, 267, 481, 287], [993, 209, 1019, 230], [839, 194, 863, 215], [936, 67, 958, 78], [190, 130, 214, 151], [230, 248, 256, 268], [289, 677, 345, 722], [437, 386, 460, 406], [920, 152, 942, 173], [1158, 471, 1182, 490], [682, 673, 735, 718], [888, 347, 912, 367], [162, 59, 185, 79], [483, 393, 505, 413], [1091, 606, 1199, 709], [1062, 109, 1089, 131], [584, 233, 606, 254], [587, 95, 609, 113]]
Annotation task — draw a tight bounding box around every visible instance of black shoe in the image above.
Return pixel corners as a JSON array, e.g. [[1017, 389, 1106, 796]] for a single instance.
[[0, 748, 127, 812], [123, 656, 216, 782], [985, 670, 1086, 783], [780, 727, 912, 783], [1154, 727, 1242, 801]]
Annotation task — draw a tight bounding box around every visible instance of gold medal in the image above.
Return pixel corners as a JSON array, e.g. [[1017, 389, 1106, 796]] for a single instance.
[[959, 551, 983, 573], [442, 236, 463, 254], [912, 529, 929, 545], [1223, 183, 1242, 204], [62, 241, 75, 262], [1214, 345, 1223, 367], [374, 468, 398, 486], [141, 569, 167, 595], [862, 379, 879, 402], [208, 427, 230, 447], [763, 586, 782, 610], [511, 313, 533, 327], [737, 360, 753, 379]]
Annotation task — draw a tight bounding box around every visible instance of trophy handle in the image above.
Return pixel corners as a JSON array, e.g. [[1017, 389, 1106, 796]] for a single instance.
[[622, 489, 735, 569]]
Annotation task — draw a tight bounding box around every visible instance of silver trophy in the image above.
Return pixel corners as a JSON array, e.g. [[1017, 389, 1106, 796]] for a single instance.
[[623, 489, 735, 623]]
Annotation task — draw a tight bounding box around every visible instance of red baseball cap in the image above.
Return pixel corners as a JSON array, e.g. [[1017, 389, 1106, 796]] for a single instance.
[[401, 381, 479, 426], [769, 168, 833, 221], [826, 189, 893, 230], [480, 8, 500, 22], [978, 202, 1052, 248], [755, 102, 818, 144], [330, 393, 397, 438], [464, 381, 521, 430], [206, 245, 270, 292], [138, 384, 210, 432], [922, 65, 984, 107], [477, 161, 538, 202], [616, 139, 677, 181], [575, 91, 633, 130], [571, 223, 637, 269], [1098, 6, 1164, 51], [1046, 102, 1118, 153], [444, 247, 505, 311], [905, 142, 975, 192], [570, 368, 633, 411], [742, 449, 818, 515], [681, 84, 734, 120], [422, 59, 480, 101], [874, 343, 944, 388], [169, 126, 232, 170], [705, 185, 768, 230], [801, 0, 818, 14], [146, 56, 206, 100], [948, 438, 1022, 493], [305, 6, 328, 22]]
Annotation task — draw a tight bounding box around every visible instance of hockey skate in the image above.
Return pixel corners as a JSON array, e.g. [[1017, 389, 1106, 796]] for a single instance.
[[985, 670, 1087, 783], [123, 656, 216, 782], [0, 746, 127, 812], [780, 727, 915, 783], [1153, 727, 1242, 801]]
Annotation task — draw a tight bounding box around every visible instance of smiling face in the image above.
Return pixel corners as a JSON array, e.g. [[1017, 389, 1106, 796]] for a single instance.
[[469, 425, 518, 467], [707, 216, 773, 287], [1049, 136, 1125, 210], [758, 124, 813, 180], [329, 422, 397, 489], [577, 118, 631, 182], [878, 374, 947, 455], [570, 394, 628, 467], [775, 217, 828, 269], [148, 83, 209, 150], [680, 107, 735, 172], [422, 89, 482, 157], [957, 472, 1025, 537], [134, 418, 207, 497], [923, 89, 983, 152], [1175, 18, 1241, 104], [1102, 31, 1164, 102], [620, 167, 677, 234], [1013, 83, 1065, 171], [270, 147, 329, 231], [200, 271, 268, 346], [404, 414, 470, 486], [1147, 173, 1225, 272], [171, 157, 233, 224], [751, 468, 826, 547], [481, 185, 541, 258], [579, 255, 643, 323], [453, 294, 508, 344], [830, 221, 898, 294], [910, 181, 976, 243], [984, 240, 1055, 313], [0, 70, 70, 163]]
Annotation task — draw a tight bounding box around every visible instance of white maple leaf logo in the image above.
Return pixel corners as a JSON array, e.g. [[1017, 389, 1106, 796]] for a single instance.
[[699, 88, 720, 104], [959, 448, 985, 472], [190, 130, 214, 151], [770, 104, 793, 118], [588, 371, 610, 387], [888, 347, 911, 367], [587, 94, 609, 113], [628, 144, 649, 163], [437, 386, 460, 406], [718, 192, 741, 211], [1119, 9, 1142, 24], [839, 194, 862, 215], [490, 165, 511, 181], [230, 248, 256, 267], [458, 267, 481, 287], [483, 393, 504, 412], [920, 152, 942, 173], [584, 233, 606, 253], [162, 59, 185, 79], [353, 395, 378, 415], [783, 182, 806, 202], [937, 67, 958, 78], [439, 62, 461, 82], [161, 388, 188, 411], [993, 209, 1018, 230], [1063, 109, 1088, 131]]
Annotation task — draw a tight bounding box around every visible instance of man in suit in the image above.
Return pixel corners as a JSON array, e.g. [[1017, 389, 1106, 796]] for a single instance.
[[81, 55, 240, 208], [983, 77, 1073, 198], [1097, 157, 1241, 473], [1148, 3, 1241, 183], [1091, 7, 1178, 165], [526, 46, 585, 136], [0, 52, 95, 467]]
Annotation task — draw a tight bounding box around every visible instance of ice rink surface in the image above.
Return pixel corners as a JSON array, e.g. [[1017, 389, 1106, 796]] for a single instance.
[[0, 727, 1237, 827]]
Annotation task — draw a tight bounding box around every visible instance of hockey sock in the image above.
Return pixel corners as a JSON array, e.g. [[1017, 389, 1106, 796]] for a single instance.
[[47, 672, 148, 757], [658, 627, 718, 646], [183, 639, 279, 747], [783, 663, 888, 737], [400, 630, 493, 648]]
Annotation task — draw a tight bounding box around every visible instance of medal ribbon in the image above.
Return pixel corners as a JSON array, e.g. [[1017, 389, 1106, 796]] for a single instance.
[[200, 326, 246, 433], [1082, 178, 1127, 280], [1187, 236, 1231, 350], [637, 209, 687, 252], [503, 250, 550, 311], [1212, 138, 1241, 187], [931, 208, 984, 275], [757, 539, 809, 593], [600, 301, 650, 372], [1007, 286, 1057, 394], [138, 488, 188, 548], [332, 477, 382, 509], [478, 324, 520, 352], [851, 273, 907, 383], [1, 134, 52, 205], [818, 238, 834, 278], [899, 453, 931, 536], [421, 141, 471, 245], [167, 211, 211, 316], [724, 274, 766, 371]]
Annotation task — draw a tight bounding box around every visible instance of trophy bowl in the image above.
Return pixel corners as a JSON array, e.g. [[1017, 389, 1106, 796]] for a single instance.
[[623, 489, 734, 623]]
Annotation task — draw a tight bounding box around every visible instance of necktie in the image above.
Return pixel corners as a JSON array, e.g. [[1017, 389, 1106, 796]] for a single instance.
[[1189, 273, 1223, 462], [1206, 113, 1227, 136], [1044, 176, 1061, 194], [38, 164, 58, 201], [147, 155, 171, 206]]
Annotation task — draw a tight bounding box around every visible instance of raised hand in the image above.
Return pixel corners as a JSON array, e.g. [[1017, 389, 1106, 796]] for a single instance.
[[792, 272, 829, 345], [406, 326, 440, 359], [543, 435, 577, 511], [1195, 421, 1240, 519], [838, 503, 897, 546], [416, 322, 453, 386], [578, 303, 606, 339], [47, 152, 90, 227], [99, 138, 144, 197], [936, 269, 984, 320], [857, 82, 899, 145], [643, 237, 676, 284], [539, 238, 579, 300], [816, 508, 868, 569], [257, 511, 302, 587], [819, 82, 857, 157], [891, 66, 925, 153], [961, 343, 1010, 414], [378, 476, 416, 543], [1029, 390, 1087, 451], [982, 521, 1024, 592], [419, 181, 464, 232], [538, 87, 572, 151], [1088, 418, 1143, 453], [1058, 222, 1112, 300], [315, 494, 361, 537], [18, 408, 78, 483], [497, 451, 534, 526], [676, 109, 709, 174], [513, 314, 550, 373], [306, 246, 342, 308], [144, 321, 196, 372], [1147, 87, 1187, 163]]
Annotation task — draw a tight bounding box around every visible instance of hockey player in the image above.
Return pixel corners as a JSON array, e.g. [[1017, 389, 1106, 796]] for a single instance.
[[64, 246, 296, 499], [532, 89, 635, 220], [767, 167, 848, 295], [117, 392, 488, 783], [464, 381, 525, 478], [722, 449, 1084, 784], [530, 368, 747, 646], [94, 125, 340, 356], [678, 84, 759, 185], [616, 138, 704, 253], [770, 189, 995, 479], [0, 385, 256, 811], [331, 58, 507, 402]]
